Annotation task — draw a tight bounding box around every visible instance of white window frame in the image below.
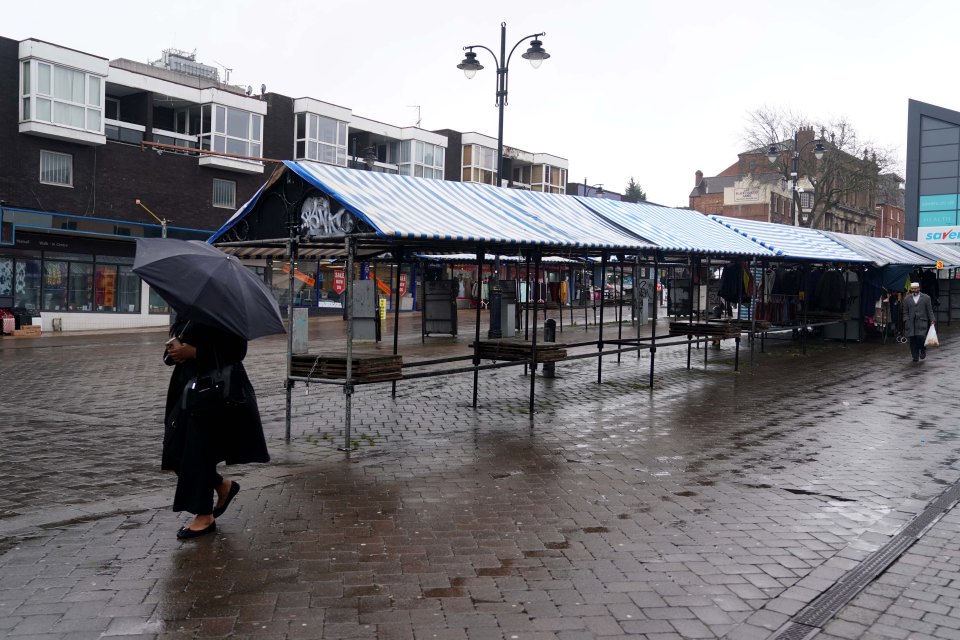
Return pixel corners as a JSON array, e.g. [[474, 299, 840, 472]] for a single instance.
[[20, 59, 103, 134], [294, 112, 348, 166], [397, 140, 445, 180], [531, 164, 567, 194], [200, 105, 262, 159], [39, 150, 73, 187], [460, 143, 496, 185], [212, 178, 237, 209]]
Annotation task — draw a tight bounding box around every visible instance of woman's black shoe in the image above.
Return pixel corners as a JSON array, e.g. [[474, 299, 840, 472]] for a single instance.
[[213, 481, 240, 518], [177, 522, 216, 540]]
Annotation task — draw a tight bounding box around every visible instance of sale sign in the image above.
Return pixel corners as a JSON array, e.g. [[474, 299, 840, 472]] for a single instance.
[[398, 273, 407, 297], [333, 270, 345, 294]]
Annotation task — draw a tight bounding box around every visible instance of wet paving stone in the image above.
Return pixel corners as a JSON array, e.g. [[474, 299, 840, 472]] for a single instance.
[[1, 318, 959, 638]]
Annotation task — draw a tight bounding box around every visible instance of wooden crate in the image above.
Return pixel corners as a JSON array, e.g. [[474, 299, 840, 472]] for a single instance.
[[290, 353, 402, 382], [668, 322, 741, 338], [470, 339, 567, 363], [12, 326, 41, 337]]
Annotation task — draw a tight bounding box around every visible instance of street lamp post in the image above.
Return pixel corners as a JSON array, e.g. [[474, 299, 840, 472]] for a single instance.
[[582, 179, 604, 198], [458, 22, 550, 339], [767, 132, 826, 227]]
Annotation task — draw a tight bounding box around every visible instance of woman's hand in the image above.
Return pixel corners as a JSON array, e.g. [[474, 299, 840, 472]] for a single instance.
[[167, 342, 197, 364]]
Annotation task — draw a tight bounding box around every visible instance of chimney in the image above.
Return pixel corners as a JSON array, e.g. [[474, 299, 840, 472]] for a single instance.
[[695, 170, 703, 186]]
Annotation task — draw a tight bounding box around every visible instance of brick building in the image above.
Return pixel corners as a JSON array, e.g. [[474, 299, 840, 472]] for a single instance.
[[0, 35, 569, 332], [690, 127, 880, 235]]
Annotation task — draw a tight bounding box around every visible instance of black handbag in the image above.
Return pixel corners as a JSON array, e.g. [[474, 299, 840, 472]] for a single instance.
[[181, 360, 234, 411]]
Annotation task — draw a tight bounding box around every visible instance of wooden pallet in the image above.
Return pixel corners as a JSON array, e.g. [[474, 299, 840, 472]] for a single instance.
[[469, 339, 567, 363], [290, 353, 402, 381], [11, 326, 41, 337]]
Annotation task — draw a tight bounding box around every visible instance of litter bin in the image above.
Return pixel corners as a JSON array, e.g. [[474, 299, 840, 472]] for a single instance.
[[543, 319, 557, 378]]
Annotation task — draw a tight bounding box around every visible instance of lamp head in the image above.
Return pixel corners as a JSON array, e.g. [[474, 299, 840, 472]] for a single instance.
[[766, 144, 779, 164], [457, 50, 483, 79], [521, 38, 550, 69], [814, 140, 826, 161]]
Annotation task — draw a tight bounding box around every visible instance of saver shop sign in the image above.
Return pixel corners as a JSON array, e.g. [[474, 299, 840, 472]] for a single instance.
[[921, 225, 960, 242]]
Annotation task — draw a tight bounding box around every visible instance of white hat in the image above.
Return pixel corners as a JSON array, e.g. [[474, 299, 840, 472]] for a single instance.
[[910, 282, 920, 288]]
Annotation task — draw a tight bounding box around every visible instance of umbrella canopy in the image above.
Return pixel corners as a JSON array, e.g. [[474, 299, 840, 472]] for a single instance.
[[134, 238, 285, 340]]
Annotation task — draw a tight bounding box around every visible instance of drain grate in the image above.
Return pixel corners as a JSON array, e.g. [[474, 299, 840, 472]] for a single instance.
[[774, 622, 818, 640], [773, 482, 960, 639]]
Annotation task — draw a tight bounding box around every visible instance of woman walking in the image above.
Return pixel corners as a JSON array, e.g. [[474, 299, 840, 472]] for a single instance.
[[163, 319, 269, 539]]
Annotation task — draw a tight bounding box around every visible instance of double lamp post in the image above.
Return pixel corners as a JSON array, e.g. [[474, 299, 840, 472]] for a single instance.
[[457, 23, 550, 338], [767, 132, 826, 227]]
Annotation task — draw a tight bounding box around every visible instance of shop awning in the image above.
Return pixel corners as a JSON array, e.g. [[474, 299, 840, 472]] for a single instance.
[[889, 239, 960, 268], [709, 216, 870, 262], [823, 232, 936, 267], [279, 162, 656, 251], [418, 253, 582, 264], [579, 199, 776, 257]]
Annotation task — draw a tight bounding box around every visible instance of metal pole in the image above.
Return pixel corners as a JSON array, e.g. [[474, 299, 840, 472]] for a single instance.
[[529, 251, 540, 415], [617, 259, 624, 364], [391, 250, 403, 398], [636, 257, 642, 359], [339, 237, 355, 451], [791, 130, 800, 227], [597, 252, 606, 384], [583, 265, 589, 331], [284, 234, 298, 443], [569, 265, 575, 327], [524, 253, 531, 340], [472, 249, 485, 408], [802, 263, 808, 356], [750, 258, 758, 366], [650, 253, 659, 388]]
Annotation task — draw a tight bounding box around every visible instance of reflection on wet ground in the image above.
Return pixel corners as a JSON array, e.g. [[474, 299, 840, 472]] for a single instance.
[[0, 321, 957, 638]]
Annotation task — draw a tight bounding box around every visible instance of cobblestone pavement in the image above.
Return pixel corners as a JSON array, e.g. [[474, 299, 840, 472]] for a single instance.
[[1, 312, 959, 639]]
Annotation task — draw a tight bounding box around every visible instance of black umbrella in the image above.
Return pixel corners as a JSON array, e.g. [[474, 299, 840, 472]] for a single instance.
[[133, 238, 285, 340]]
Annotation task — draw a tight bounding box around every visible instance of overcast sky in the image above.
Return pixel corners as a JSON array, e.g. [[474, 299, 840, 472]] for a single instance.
[[6, 0, 959, 207]]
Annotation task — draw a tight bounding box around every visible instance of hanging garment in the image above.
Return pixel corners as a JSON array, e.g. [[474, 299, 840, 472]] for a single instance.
[[813, 270, 847, 312], [718, 262, 752, 304], [548, 282, 561, 304], [559, 279, 568, 305], [921, 270, 940, 307]]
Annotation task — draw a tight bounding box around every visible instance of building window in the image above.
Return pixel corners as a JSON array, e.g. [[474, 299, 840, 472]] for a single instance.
[[212, 179, 237, 208], [200, 105, 262, 158], [294, 113, 347, 166], [531, 164, 567, 194], [39, 150, 72, 186], [398, 140, 445, 179], [20, 60, 103, 134], [461, 144, 496, 185]]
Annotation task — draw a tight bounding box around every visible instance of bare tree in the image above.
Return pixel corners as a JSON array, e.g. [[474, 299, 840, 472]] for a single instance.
[[743, 106, 897, 230]]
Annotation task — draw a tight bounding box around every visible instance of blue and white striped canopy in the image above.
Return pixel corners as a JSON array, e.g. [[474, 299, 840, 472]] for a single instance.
[[823, 232, 935, 267], [280, 162, 655, 250], [892, 239, 960, 268], [418, 253, 581, 264], [579, 198, 775, 256], [710, 216, 870, 262]]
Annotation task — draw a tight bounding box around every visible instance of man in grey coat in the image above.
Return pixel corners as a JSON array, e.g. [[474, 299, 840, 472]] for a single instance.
[[903, 281, 935, 362]]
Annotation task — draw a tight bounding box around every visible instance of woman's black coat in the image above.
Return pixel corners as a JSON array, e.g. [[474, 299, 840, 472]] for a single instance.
[[162, 320, 269, 472]]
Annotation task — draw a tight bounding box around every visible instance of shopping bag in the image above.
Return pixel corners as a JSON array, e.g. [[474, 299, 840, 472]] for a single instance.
[[925, 324, 939, 347]]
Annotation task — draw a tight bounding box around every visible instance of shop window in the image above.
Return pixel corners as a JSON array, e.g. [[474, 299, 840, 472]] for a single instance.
[[40, 150, 72, 186], [149, 287, 170, 314], [117, 265, 141, 313], [14, 258, 41, 309], [67, 262, 93, 311], [42, 260, 68, 310]]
